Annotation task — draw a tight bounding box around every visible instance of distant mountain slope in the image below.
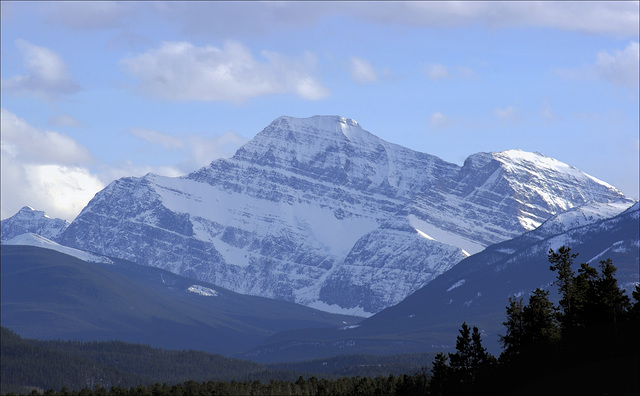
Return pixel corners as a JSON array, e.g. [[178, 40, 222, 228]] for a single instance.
[[244, 202, 639, 362], [5, 233, 113, 264], [0, 245, 359, 356], [1, 206, 69, 242], [57, 116, 628, 315]]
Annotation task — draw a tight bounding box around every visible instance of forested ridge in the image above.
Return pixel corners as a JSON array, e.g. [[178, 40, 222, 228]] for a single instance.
[[0, 329, 435, 395], [2, 247, 639, 395]]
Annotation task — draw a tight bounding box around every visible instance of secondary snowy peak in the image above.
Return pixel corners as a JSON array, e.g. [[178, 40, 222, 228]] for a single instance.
[[532, 199, 636, 238], [1, 206, 70, 242], [57, 115, 632, 316], [5, 233, 112, 264], [493, 149, 623, 200], [425, 149, 629, 243]]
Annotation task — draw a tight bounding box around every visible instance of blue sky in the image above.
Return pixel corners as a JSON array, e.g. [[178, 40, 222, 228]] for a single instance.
[[1, 1, 638, 221]]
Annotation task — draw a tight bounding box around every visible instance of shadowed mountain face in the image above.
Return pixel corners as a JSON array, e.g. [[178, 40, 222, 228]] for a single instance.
[[0, 245, 360, 356], [52, 115, 627, 316]]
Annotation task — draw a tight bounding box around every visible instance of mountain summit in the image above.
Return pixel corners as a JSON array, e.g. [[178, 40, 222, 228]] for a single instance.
[[1, 206, 69, 242], [57, 116, 628, 315]]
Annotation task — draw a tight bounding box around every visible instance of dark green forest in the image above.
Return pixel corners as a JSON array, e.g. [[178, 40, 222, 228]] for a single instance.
[[2, 247, 639, 395]]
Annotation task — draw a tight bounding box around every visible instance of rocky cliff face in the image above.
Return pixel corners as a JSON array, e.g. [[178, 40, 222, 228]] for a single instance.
[[1, 206, 69, 242], [57, 115, 628, 315]]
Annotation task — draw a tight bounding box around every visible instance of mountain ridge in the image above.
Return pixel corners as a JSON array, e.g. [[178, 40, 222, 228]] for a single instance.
[[9, 115, 631, 316]]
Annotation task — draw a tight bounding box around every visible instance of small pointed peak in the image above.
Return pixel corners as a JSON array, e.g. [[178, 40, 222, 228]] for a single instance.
[[15, 206, 46, 218]]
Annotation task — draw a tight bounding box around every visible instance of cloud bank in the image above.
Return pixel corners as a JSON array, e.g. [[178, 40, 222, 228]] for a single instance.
[[121, 41, 329, 102], [1, 40, 81, 100], [1, 109, 103, 221]]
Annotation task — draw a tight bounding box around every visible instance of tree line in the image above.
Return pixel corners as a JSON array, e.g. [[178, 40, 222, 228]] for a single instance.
[[3, 247, 639, 395], [428, 246, 639, 395]]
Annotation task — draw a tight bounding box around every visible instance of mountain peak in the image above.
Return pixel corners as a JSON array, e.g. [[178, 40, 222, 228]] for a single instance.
[[225, 115, 399, 184], [490, 149, 622, 194], [260, 115, 370, 145], [1, 206, 70, 242], [57, 116, 632, 316], [15, 206, 48, 218]]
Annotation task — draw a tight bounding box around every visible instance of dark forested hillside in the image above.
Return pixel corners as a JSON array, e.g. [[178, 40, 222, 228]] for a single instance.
[[0, 327, 437, 394], [0, 245, 360, 356], [0, 327, 264, 394]]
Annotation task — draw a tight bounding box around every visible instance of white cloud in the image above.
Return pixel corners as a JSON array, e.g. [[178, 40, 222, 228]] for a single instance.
[[97, 162, 184, 184], [186, 132, 248, 168], [24, 165, 104, 220], [539, 100, 560, 123], [44, 1, 134, 30], [429, 112, 452, 129], [353, 2, 639, 38], [1, 109, 103, 221], [595, 41, 639, 88], [129, 127, 248, 171], [121, 41, 329, 102], [456, 66, 478, 79], [130, 128, 185, 150], [145, 2, 638, 39], [1, 108, 92, 165], [32, 2, 639, 39], [48, 114, 83, 128], [426, 63, 450, 81], [349, 57, 378, 84], [494, 106, 517, 120], [557, 41, 639, 90], [151, 2, 333, 39], [425, 64, 478, 81], [1, 40, 81, 100]]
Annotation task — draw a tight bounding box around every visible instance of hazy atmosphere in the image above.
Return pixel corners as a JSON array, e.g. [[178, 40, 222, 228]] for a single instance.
[[1, 1, 638, 221]]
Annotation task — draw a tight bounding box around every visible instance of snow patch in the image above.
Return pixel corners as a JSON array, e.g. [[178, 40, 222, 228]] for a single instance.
[[187, 285, 219, 297], [447, 279, 466, 292], [408, 215, 485, 255], [4, 233, 112, 264], [305, 300, 372, 318], [339, 324, 361, 330]]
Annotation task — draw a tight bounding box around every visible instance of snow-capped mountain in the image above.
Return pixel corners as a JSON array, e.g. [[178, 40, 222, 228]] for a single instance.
[[57, 115, 629, 316], [1, 206, 69, 242]]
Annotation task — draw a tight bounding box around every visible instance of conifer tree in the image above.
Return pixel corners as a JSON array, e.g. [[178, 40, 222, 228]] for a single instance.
[[470, 325, 496, 386], [499, 297, 525, 360], [521, 288, 560, 346], [449, 322, 472, 374], [449, 322, 473, 393], [571, 262, 598, 327], [630, 284, 640, 320], [430, 352, 450, 396], [594, 258, 631, 329], [548, 246, 579, 332]]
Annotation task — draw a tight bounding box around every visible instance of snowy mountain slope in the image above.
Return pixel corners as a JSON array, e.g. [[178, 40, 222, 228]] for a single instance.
[[4, 233, 113, 264], [1, 206, 69, 242], [410, 149, 629, 247], [243, 201, 639, 362], [57, 115, 629, 315], [357, 199, 640, 351]]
